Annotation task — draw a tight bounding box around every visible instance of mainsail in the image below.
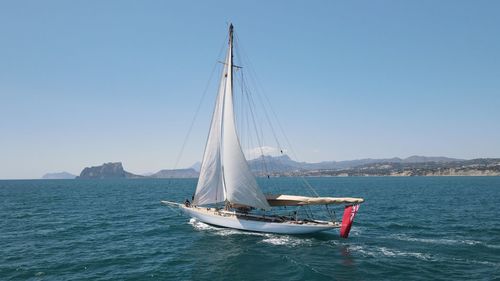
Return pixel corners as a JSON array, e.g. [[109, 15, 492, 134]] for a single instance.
[[193, 24, 270, 210]]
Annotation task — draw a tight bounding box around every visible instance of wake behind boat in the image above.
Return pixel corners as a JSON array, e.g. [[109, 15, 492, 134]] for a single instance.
[[162, 24, 364, 237]]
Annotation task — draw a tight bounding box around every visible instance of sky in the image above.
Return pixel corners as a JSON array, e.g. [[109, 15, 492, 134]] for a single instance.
[[1, 1, 499, 179]]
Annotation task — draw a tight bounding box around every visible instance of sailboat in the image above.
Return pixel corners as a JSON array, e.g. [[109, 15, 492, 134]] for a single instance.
[[162, 24, 364, 236]]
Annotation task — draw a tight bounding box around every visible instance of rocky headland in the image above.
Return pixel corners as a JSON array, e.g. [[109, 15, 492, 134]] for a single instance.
[[76, 162, 142, 179]]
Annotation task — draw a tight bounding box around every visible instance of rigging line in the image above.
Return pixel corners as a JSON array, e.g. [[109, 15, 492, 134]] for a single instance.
[[237, 70, 249, 147], [235, 35, 315, 193], [235, 36, 283, 195], [243, 74, 269, 177], [239, 75, 247, 157], [241, 72, 267, 175], [245, 80, 255, 164], [240, 73, 265, 172], [269, 124, 320, 196], [240, 73, 253, 164], [234, 33, 282, 151], [173, 34, 228, 170], [249, 76, 283, 152], [234, 35, 268, 176], [236, 73, 294, 193], [241, 81, 270, 178], [234, 37, 282, 154], [235, 36, 315, 199], [173, 61, 218, 170], [234, 67, 251, 162], [233, 34, 248, 158], [240, 66, 284, 176], [241, 77, 284, 195], [174, 63, 217, 169], [325, 204, 336, 222], [241, 73, 281, 196], [234, 33, 319, 197]]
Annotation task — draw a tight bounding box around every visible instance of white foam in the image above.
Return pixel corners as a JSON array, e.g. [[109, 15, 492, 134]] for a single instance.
[[379, 247, 397, 257], [215, 228, 254, 236], [349, 243, 499, 267], [346, 245, 371, 256], [451, 257, 500, 267], [379, 247, 432, 260], [261, 235, 313, 247], [484, 243, 500, 249], [261, 237, 290, 246], [188, 218, 217, 231], [348, 244, 433, 261], [188, 218, 267, 237], [389, 234, 483, 246], [467, 259, 500, 267]]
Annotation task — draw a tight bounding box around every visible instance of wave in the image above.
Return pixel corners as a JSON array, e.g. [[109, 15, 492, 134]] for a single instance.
[[379, 247, 433, 260], [464, 259, 500, 267], [388, 234, 500, 249], [383, 222, 434, 230], [347, 244, 433, 261], [389, 234, 480, 245], [261, 236, 313, 247], [348, 244, 500, 268]]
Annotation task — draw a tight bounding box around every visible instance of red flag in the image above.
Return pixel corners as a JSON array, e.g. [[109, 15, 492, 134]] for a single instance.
[[340, 204, 360, 238]]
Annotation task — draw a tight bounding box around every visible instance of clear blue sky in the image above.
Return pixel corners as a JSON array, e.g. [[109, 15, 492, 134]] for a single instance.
[[1, 1, 499, 179]]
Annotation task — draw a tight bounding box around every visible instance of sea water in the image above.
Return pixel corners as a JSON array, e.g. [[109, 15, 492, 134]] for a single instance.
[[1, 177, 499, 280]]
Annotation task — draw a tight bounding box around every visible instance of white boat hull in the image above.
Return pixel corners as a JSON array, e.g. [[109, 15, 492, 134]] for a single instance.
[[177, 204, 338, 234]]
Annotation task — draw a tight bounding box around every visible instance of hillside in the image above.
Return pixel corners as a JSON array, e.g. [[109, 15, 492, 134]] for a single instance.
[[42, 172, 77, 179], [150, 168, 199, 178], [247, 155, 466, 175], [282, 158, 500, 177]]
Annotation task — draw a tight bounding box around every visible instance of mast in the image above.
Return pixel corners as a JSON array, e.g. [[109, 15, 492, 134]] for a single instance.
[[229, 23, 234, 97]]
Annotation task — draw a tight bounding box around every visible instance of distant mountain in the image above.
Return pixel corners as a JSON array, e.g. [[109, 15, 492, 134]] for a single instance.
[[302, 155, 463, 170], [296, 158, 500, 177], [248, 155, 464, 175], [76, 162, 142, 179], [249, 155, 303, 173], [190, 162, 201, 172], [69, 155, 479, 180], [42, 172, 76, 179], [150, 168, 199, 178], [401, 155, 461, 163]]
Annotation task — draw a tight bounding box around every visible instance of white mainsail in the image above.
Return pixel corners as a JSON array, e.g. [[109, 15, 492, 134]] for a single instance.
[[193, 25, 270, 210]]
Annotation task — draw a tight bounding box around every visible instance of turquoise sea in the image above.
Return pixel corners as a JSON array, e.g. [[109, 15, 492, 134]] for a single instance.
[[1, 177, 499, 280]]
